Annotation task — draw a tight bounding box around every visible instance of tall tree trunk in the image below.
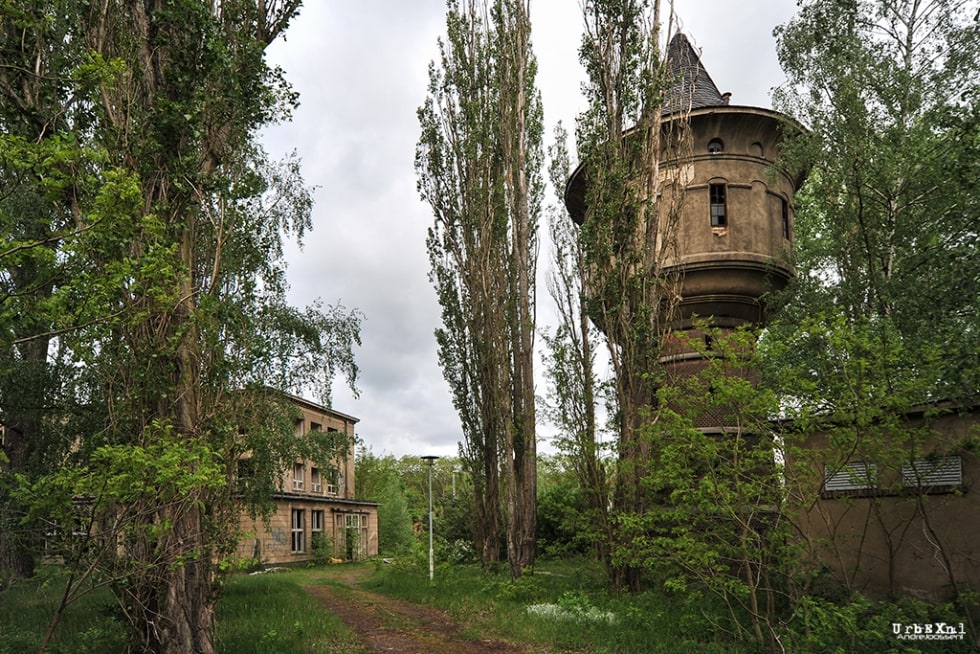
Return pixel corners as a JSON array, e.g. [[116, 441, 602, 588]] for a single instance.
[[498, 0, 538, 580], [575, 0, 685, 592], [420, 0, 541, 574]]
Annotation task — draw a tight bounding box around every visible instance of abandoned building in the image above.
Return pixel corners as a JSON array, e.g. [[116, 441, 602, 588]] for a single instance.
[[235, 393, 379, 565], [565, 32, 979, 602]]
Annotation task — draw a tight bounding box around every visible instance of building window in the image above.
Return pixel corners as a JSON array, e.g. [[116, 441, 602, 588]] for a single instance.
[[707, 138, 724, 154], [311, 467, 322, 493], [236, 458, 255, 493], [291, 509, 305, 553], [310, 422, 322, 432], [292, 463, 304, 491], [710, 184, 727, 227], [824, 461, 876, 492], [781, 197, 790, 239], [311, 509, 326, 556], [902, 456, 962, 489]]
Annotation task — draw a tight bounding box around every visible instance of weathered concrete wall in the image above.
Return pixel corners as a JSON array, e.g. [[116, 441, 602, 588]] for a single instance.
[[792, 409, 980, 602]]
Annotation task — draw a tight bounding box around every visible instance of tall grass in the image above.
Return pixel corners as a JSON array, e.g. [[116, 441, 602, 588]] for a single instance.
[[215, 570, 367, 654], [365, 558, 745, 654], [0, 572, 126, 654], [366, 557, 979, 653], [0, 567, 365, 654]]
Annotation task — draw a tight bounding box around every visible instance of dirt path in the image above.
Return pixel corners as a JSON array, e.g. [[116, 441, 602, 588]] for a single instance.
[[304, 566, 531, 654]]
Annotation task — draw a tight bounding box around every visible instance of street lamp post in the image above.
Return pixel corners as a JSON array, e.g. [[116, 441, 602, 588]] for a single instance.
[[421, 455, 440, 581]]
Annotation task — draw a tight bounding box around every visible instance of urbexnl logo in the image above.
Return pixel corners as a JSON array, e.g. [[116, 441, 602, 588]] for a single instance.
[[892, 622, 966, 641]]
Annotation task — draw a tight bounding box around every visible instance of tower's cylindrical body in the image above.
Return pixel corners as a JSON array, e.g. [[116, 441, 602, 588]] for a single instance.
[[565, 34, 807, 428], [657, 106, 805, 403], [666, 106, 801, 328]]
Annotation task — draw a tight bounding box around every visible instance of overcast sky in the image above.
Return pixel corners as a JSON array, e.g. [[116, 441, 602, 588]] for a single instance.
[[260, 1, 800, 458]]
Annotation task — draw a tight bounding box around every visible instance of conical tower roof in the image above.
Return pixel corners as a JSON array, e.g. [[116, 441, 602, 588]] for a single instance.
[[663, 32, 726, 114]]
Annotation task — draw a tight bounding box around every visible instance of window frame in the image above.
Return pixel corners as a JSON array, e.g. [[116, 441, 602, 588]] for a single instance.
[[291, 508, 305, 554], [781, 197, 790, 239], [292, 462, 305, 491], [902, 456, 962, 490], [709, 183, 727, 227], [824, 461, 877, 493]]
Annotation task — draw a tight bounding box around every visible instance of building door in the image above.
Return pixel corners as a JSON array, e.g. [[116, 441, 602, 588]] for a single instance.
[[335, 513, 368, 560]]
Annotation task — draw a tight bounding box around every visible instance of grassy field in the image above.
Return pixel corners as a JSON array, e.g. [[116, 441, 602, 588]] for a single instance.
[[364, 558, 746, 654], [3, 559, 974, 653], [0, 567, 364, 654], [0, 574, 127, 654], [215, 569, 367, 654], [0, 560, 744, 654]]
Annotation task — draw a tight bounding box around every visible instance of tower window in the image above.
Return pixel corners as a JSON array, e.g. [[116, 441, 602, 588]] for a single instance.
[[710, 184, 727, 227], [707, 138, 724, 154], [781, 197, 790, 239]]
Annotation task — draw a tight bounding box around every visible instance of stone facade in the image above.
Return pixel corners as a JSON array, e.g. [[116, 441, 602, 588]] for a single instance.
[[236, 395, 379, 564], [565, 32, 805, 424]]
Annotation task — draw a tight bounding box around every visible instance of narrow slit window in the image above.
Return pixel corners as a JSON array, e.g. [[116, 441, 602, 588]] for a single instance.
[[781, 197, 790, 239], [710, 184, 727, 227]]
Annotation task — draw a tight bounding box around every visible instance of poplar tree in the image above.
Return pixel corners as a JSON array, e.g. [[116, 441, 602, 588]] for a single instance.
[[418, 0, 542, 578], [573, 0, 688, 591], [542, 124, 613, 570]]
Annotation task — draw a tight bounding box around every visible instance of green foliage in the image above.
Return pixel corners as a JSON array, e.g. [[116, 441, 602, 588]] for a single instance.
[[354, 451, 415, 556], [772, 0, 980, 404], [781, 594, 977, 654], [571, 0, 694, 591], [0, 573, 126, 654], [610, 325, 787, 649], [418, 0, 543, 574], [536, 471, 595, 559], [368, 557, 754, 653], [0, 1, 361, 650], [309, 533, 335, 566], [765, 2, 980, 638], [483, 573, 545, 603], [0, 567, 368, 654], [541, 122, 616, 567]]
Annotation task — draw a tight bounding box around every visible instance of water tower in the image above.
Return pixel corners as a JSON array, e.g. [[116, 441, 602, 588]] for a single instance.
[[565, 33, 807, 423]]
